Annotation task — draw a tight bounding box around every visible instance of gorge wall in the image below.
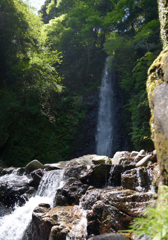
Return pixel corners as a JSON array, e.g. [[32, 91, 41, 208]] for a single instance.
[[147, 0, 168, 185]]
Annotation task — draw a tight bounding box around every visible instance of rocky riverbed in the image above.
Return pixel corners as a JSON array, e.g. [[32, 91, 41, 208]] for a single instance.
[[0, 150, 158, 240]]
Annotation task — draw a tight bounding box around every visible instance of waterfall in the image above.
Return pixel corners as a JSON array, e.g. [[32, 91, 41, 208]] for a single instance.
[[96, 57, 113, 157], [0, 169, 64, 240]]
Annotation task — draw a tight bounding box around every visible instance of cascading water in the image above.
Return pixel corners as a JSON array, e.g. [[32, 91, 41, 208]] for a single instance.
[[96, 57, 113, 157], [0, 169, 64, 240]]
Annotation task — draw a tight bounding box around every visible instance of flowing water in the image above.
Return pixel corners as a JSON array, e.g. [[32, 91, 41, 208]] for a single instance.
[[96, 57, 113, 157], [0, 170, 64, 240]]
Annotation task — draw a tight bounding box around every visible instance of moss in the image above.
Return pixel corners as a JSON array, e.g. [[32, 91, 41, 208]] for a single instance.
[[146, 49, 168, 140], [154, 124, 168, 185]]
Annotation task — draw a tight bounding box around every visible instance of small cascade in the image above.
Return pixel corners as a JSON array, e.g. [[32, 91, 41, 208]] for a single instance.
[[107, 165, 116, 187], [136, 168, 146, 192], [96, 57, 113, 157], [66, 206, 87, 240], [0, 169, 64, 240], [147, 168, 155, 193]]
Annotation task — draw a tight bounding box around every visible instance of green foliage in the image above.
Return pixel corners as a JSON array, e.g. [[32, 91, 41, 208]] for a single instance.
[[103, 0, 161, 151], [129, 185, 168, 240], [0, 0, 77, 167]]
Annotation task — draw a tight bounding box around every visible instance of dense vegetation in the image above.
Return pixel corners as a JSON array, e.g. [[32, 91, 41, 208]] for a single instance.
[[0, 0, 161, 166]]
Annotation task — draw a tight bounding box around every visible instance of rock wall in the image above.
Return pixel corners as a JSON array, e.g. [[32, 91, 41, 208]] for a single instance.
[[147, 0, 168, 184]]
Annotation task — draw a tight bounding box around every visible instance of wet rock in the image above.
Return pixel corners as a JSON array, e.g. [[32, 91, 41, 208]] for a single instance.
[[121, 167, 152, 192], [0, 173, 33, 207], [0, 181, 29, 207], [88, 200, 133, 235], [112, 152, 132, 165], [64, 165, 87, 179], [79, 164, 111, 188], [49, 225, 68, 240], [81, 189, 104, 210], [88, 233, 129, 240], [108, 165, 135, 187], [82, 188, 154, 217], [0, 202, 10, 217], [86, 189, 154, 236], [31, 205, 87, 240], [55, 177, 88, 206], [1, 167, 16, 176], [152, 164, 160, 190], [25, 160, 44, 173], [30, 169, 44, 189], [32, 207, 55, 240], [13, 167, 25, 176]]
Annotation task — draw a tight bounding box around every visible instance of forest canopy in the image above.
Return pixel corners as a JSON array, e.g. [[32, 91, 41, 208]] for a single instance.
[[0, 0, 161, 166]]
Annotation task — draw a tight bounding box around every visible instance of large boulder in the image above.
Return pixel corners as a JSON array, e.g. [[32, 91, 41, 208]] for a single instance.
[[0, 181, 29, 207], [79, 164, 112, 188], [64, 164, 87, 179], [0, 173, 34, 207], [146, 0, 168, 185], [112, 152, 133, 165], [54, 177, 88, 206], [121, 167, 153, 192], [31, 205, 87, 240], [88, 233, 129, 240], [86, 188, 154, 236], [25, 160, 44, 173]]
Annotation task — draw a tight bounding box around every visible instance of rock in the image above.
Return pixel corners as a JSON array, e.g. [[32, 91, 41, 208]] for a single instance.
[[79, 164, 112, 188], [54, 177, 88, 206], [88, 233, 129, 240], [32, 206, 55, 240], [12, 167, 25, 176], [31, 205, 87, 240], [25, 160, 44, 173], [0, 181, 29, 207], [153, 150, 157, 155], [135, 154, 152, 167], [30, 169, 44, 189], [130, 151, 139, 157], [121, 167, 153, 192], [92, 156, 112, 165], [152, 164, 160, 190], [112, 152, 132, 165], [67, 154, 98, 166], [87, 200, 133, 235], [64, 165, 87, 179], [0, 202, 10, 217], [44, 162, 68, 170], [1, 167, 16, 175], [108, 165, 135, 187], [49, 225, 68, 240], [0, 173, 33, 207], [152, 83, 168, 184], [86, 189, 154, 236], [82, 188, 154, 215], [134, 150, 146, 163]]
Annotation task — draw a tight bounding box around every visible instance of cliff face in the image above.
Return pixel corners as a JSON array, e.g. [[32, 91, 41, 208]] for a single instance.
[[147, 0, 168, 185]]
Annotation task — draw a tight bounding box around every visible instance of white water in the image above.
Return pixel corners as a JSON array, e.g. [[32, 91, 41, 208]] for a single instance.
[[66, 206, 87, 240], [0, 170, 64, 240], [96, 57, 113, 157]]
